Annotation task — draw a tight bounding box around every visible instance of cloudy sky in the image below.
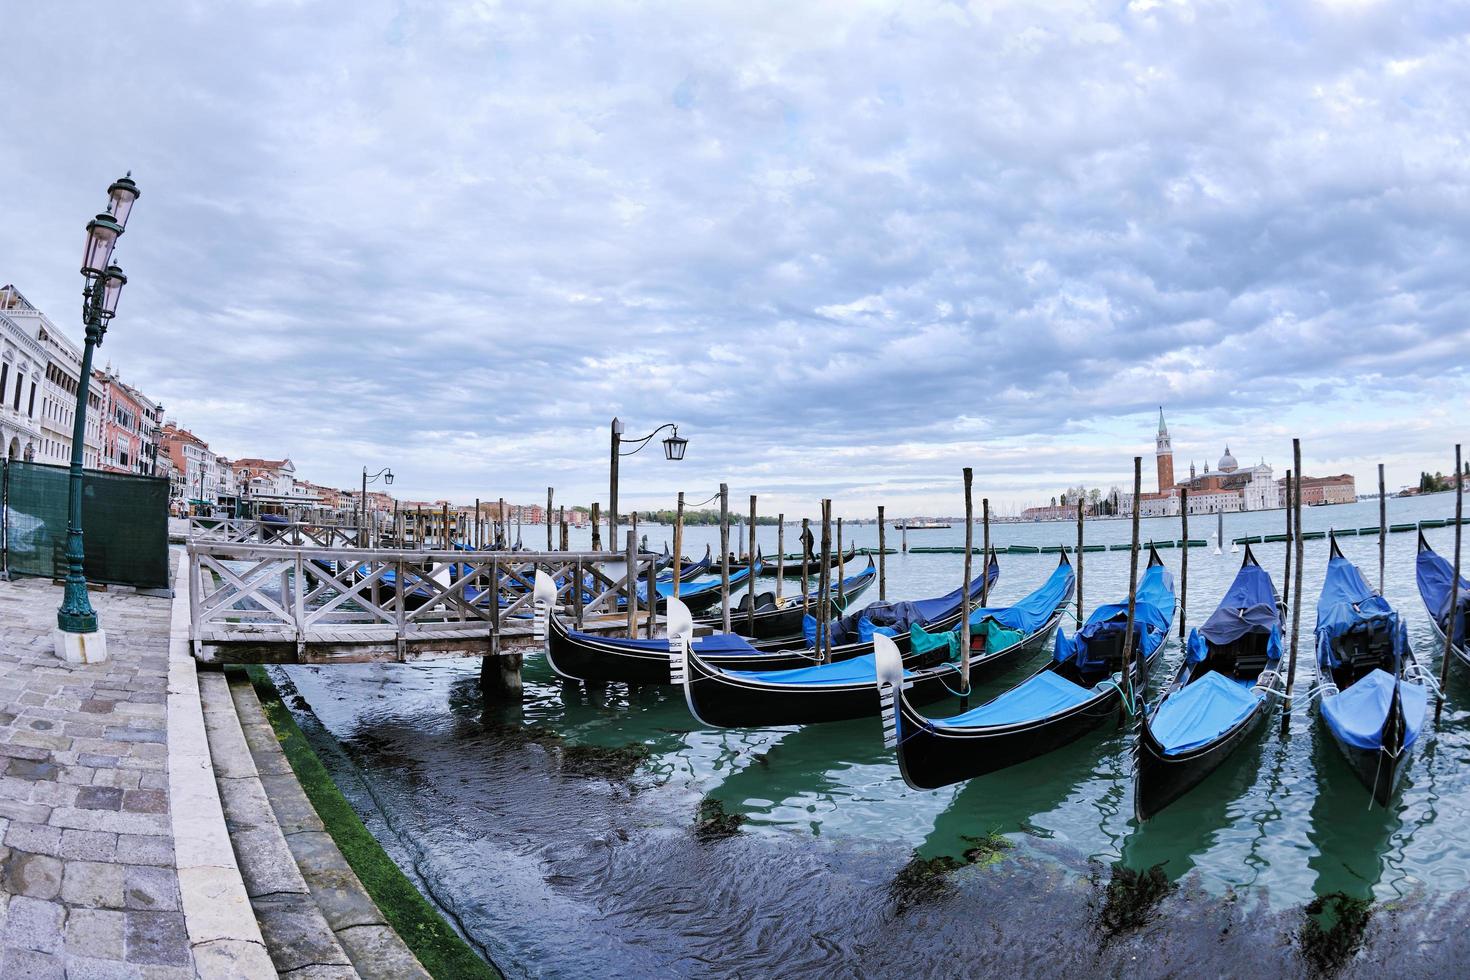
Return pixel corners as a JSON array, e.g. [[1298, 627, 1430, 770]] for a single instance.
[[4, 0, 1467, 517]]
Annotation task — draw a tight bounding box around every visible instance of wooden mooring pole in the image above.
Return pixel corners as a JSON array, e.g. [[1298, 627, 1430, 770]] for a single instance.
[[1282, 473, 1292, 614], [878, 505, 887, 601], [1077, 497, 1086, 627], [1379, 463, 1387, 595], [1178, 488, 1188, 638], [590, 502, 601, 551], [626, 529, 638, 639], [1283, 440, 1305, 728], [672, 493, 685, 599], [547, 488, 554, 552], [820, 499, 833, 663], [960, 468, 974, 698], [1436, 444, 1462, 723], [719, 484, 731, 632], [1122, 457, 1143, 708], [800, 518, 811, 618], [836, 516, 845, 608], [776, 515, 785, 602], [747, 495, 758, 637], [981, 497, 991, 605]]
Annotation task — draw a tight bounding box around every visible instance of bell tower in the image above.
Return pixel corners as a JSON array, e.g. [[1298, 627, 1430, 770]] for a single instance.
[[1155, 407, 1174, 492]]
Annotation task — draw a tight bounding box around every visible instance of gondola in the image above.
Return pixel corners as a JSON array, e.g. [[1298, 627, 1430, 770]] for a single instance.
[[696, 556, 878, 647], [874, 546, 1174, 791], [533, 558, 997, 686], [673, 555, 1073, 728], [631, 557, 760, 616], [1416, 531, 1468, 669], [1313, 535, 1428, 807], [659, 545, 714, 585], [755, 545, 858, 577], [1136, 546, 1284, 820]]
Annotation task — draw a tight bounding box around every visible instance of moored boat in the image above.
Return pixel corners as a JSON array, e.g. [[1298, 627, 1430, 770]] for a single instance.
[[1313, 536, 1428, 807], [1416, 531, 1468, 670], [874, 547, 1174, 791], [698, 556, 878, 647], [1136, 547, 1284, 820], [672, 555, 1073, 728]]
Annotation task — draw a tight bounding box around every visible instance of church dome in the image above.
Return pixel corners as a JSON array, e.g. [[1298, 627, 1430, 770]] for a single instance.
[[1218, 446, 1238, 473]]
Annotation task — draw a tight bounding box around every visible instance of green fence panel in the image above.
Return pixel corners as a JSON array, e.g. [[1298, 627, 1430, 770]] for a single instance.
[[3, 460, 170, 590]]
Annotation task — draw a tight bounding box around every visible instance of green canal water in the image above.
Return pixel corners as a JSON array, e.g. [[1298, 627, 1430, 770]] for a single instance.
[[277, 492, 1470, 976]]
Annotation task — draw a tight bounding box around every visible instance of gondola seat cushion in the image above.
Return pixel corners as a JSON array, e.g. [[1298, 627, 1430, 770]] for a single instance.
[[937, 671, 1092, 729], [1149, 671, 1260, 756], [1321, 668, 1427, 752]]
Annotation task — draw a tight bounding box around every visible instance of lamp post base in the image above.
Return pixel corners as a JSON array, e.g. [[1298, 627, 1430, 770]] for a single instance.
[[53, 627, 108, 665]]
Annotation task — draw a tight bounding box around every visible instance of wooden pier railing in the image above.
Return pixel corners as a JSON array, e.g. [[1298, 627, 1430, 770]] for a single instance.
[[186, 542, 658, 664], [188, 518, 366, 549]]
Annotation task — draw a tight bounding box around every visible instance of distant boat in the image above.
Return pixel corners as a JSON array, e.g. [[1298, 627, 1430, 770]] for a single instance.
[[895, 520, 951, 530]]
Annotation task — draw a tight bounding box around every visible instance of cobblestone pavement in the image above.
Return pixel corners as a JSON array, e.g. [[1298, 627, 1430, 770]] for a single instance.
[[0, 578, 192, 978]]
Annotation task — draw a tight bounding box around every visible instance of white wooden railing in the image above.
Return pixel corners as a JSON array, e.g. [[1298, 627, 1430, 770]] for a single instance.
[[186, 541, 661, 663], [188, 518, 365, 548]]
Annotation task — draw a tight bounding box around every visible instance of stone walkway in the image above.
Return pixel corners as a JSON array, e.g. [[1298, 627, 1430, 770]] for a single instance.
[[0, 578, 190, 977]]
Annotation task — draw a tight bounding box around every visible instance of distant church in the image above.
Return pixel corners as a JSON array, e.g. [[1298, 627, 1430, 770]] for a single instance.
[[1124, 409, 1276, 517]]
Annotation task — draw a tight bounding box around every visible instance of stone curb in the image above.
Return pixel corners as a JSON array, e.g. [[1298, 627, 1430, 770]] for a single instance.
[[166, 551, 276, 978]]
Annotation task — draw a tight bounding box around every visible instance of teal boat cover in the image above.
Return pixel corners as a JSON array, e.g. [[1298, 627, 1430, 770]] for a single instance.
[[1148, 671, 1261, 756], [1320, 668, 1428, 752]]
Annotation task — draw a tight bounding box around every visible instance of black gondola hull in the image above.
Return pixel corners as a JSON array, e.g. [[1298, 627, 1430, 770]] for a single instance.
[[1136, 703, 1269, 821], [892, 643, 1164, 791]]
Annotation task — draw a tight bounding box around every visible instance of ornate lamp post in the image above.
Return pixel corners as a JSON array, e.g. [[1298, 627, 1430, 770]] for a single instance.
[[608, 419, 686, 549], [55, 174, 140, 664], [360, 466, 394, 545]]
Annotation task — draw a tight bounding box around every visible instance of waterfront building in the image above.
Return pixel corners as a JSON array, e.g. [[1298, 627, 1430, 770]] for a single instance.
[[3, 284, 105, 468], [1120, 411, 1277, 516], [0, 308, 47, 461], [161, 422, 220, 506], [95, 365, 164, 476], [1283, 473, 1357, 506], [1020, 503, 1081, 522]]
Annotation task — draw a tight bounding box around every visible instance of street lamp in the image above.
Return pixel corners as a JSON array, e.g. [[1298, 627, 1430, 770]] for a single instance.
[[608, 419, 686, 550], [56, 174, 140, 664], [360, 466, 394, 544]]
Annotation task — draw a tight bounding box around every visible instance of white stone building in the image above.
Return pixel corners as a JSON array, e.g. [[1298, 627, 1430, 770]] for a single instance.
[[1, 285, 104, 468], [0, 309, 48, 461]]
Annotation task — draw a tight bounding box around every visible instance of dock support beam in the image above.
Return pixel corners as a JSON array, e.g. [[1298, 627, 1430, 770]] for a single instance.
[[479, 644, 524, 701]]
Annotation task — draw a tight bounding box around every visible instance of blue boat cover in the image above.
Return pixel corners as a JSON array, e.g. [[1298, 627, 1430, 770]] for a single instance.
[[1198, 560, 1280, 649], [635, 564, 753, 602], [966, 561, 1076, 634], [563, 626, 760, 658], [1417, 542, 1470, 647], [727, 652, 920, 687], [1320, 668, 1427, 752], [1314, 556, 1402, 669], [934, 671, 1093, 729], [830, 559, 998, 645], [1054, 562, 1176, 670], [1149, 671, 1261, 755]]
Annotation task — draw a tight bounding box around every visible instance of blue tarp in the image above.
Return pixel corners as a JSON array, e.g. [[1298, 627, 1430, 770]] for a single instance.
[[966, 561, 1076, 634], [729, 652, 901, 687], [1314, 556, 1402, 670], [1055, 561, 1175, 670], [635, 563, 754, 602], [934, 671, 1093, 729], [1199, 560, 1280, 648], [830, 558, 998, 645], [1321, 667, 1427, 752], [1417, 542, 1469, 647], [1149, 671, 1261, 755]]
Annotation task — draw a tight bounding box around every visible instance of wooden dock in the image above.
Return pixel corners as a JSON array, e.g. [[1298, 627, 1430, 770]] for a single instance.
[[186, 540, 662, 665]]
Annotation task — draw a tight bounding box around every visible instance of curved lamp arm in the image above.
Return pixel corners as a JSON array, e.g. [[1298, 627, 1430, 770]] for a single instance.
[[618, 422, 680, 456]]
